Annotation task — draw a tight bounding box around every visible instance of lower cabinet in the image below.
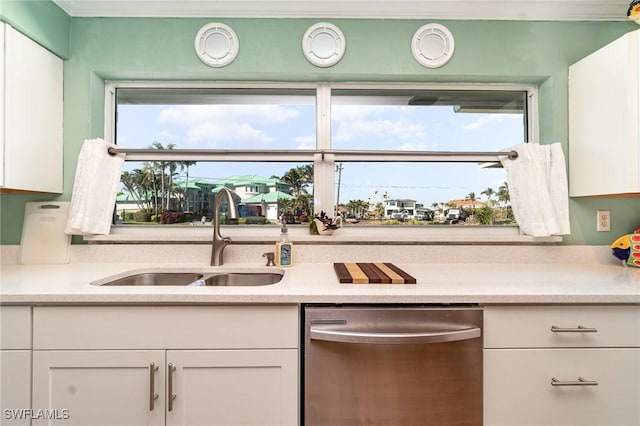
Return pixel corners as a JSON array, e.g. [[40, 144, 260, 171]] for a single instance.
[[32, 351, 165, 426], [32, 349, 297, 426], [1, 351, 31, 426], [1, 306, 32, 426], [168, 349, 297, 426], [31, 305, 299, 426], [484, 348, 640, 426], [484, 305, 640, 426]]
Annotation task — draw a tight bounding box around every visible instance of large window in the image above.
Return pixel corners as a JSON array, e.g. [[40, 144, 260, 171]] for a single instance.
[[108, 83, 534, 229]]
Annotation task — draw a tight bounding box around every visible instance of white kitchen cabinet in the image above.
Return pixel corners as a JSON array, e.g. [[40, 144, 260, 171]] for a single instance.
[[0, 351, 31, 426], [167, 349, 298, 426], [484, 305, 640, 426], [1, 23, 63, 193], [32, 348, 298, 426], [569, 29, 640, 197], [0, 306, 31, 426], [32, 306, 299, 426], [32, 350, 166, 426]]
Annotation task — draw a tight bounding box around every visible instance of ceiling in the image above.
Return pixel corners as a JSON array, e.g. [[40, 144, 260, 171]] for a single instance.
[[51, 0, 632, 21]]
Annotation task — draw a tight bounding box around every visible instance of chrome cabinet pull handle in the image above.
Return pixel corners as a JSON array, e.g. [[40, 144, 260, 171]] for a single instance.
[[149, 363, 159, 411], [551, 377, 599, 386], [168, 363, 177, 412], [551, 325, 598, 333]]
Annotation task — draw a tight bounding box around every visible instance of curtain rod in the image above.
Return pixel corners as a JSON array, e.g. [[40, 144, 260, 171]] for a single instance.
[[107, 147, 518, 162]]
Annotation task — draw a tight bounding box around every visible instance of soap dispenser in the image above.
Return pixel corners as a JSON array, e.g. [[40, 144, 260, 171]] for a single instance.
[[275, 219, 293, 267]]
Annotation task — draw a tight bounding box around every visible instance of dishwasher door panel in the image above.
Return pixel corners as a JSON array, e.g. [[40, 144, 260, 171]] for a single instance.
[[304, 306, 483, 426]]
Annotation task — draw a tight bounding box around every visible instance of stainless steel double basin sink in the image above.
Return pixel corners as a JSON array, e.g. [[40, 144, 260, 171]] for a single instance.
[[91, 269, 284, 287]]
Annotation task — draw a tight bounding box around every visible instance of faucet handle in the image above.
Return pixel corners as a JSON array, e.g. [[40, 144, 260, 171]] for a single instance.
[[262, 252, 276, 267]]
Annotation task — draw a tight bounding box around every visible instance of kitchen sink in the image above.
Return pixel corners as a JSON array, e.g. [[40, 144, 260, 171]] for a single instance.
[[98, 272, 205, 286], [201, 273, 283, 287], [92, 269, 284, 287]]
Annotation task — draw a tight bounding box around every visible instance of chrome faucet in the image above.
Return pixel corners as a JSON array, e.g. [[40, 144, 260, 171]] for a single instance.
[[210, 187, 239, 266]]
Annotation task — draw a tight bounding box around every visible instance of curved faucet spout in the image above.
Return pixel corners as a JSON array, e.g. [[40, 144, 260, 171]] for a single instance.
[[211, 187, 238, 266]]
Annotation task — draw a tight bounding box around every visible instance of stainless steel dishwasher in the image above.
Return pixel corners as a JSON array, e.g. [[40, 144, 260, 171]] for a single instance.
[[304, 305, 483, 426]]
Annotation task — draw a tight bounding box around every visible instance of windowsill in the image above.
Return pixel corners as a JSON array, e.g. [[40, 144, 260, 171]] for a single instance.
[[84, 225, 562, 244]]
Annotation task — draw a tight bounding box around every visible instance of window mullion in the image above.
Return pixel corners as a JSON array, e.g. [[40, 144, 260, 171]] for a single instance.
[[314, 84, 335, 215]]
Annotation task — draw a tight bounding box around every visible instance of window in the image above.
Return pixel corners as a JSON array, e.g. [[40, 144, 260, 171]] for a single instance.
[[112, 86, 316, 225], [107, 82, 535, 233]]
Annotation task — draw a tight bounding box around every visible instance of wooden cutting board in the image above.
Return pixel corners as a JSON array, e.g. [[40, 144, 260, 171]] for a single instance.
[[19, 202, 71, 265], [334, 263, 416, 284]]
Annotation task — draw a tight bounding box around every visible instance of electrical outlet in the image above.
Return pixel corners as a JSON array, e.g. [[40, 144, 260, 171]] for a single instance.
[[597, 210, 611, 232]]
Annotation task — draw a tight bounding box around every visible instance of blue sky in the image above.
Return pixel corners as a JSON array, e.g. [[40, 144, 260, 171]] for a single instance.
[[117, 102, 523, 207]]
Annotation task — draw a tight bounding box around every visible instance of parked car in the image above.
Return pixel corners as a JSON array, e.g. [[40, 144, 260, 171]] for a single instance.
[[391, 210, 410, 221], [444, 209, 460, 224], [281, 213, 296, 224]]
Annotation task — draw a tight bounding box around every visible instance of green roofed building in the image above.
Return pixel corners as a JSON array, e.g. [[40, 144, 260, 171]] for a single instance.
[[242, 191, 295, 221], [179, 175, 294, 221], [118, 174, 294, 222]]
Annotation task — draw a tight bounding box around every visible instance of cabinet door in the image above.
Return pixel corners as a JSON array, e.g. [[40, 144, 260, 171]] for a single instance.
[[1, 351, 31, 426], [484, 348, 640, 426], [569, 29, 640, 196], [32, 351, 165, 426], [0, 23, 5, 186], [166, 349, 298, 426], [2, 25, 63, 193]]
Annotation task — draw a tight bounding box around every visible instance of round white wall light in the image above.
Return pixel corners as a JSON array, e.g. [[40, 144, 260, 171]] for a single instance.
[[302, 22, 346, 68], [411, 23, 455, 69], [195, 22, 239, 68]]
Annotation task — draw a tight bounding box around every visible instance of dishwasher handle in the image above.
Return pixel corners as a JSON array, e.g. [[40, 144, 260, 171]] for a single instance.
[[310, 326, 481, 344]]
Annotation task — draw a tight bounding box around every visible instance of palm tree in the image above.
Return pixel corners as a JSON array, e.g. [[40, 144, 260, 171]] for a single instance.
[[180, 160, 197, 210], [150, 142, 176, 211], [497, 182, 510, 207], [120, 171, 143, 211], [166, 160, 178, 210], [465, 192, 478, 210], [141, 163, 159, 216], [281, 166, 311, 197], [497, 182, 512, 221], [299, 164, 314, 188], [481, 187, 496, 206]]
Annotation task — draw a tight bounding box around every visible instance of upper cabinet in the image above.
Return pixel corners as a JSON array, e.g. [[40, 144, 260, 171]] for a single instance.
[[1, 23, 63, 193], [569, 29, 640, 197]]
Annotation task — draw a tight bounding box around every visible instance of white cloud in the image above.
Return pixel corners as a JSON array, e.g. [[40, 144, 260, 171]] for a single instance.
[[464, 114, 503, 130], [295, 135, 316, 150], [335, 119, 427, 143], [399, 142, 430, 151], [153, 131, 182, 145], [158, 105, 299, 146], [332, 106, 427, 143]]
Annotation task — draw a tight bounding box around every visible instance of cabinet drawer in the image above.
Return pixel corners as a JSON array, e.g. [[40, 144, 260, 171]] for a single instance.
[[484, 305, 640, 348], [33, 305, 299, 350], [0, 306, 31, 349], [484, 348, 640, 426]]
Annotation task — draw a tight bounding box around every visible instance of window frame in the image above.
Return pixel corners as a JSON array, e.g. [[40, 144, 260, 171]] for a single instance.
[[99, 81, 556, 244]]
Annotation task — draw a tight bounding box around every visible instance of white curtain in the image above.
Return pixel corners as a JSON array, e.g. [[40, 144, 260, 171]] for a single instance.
[[65, 138, 125, 235], [500, 143, 570, 237]]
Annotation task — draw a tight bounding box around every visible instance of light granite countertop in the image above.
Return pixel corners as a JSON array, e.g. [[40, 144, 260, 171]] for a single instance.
[[1, 261, 639, 305]]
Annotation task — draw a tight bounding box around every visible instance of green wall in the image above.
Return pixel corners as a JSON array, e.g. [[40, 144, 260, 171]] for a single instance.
[[1, 3, 638, 245], [0, 0, 70, 57]]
